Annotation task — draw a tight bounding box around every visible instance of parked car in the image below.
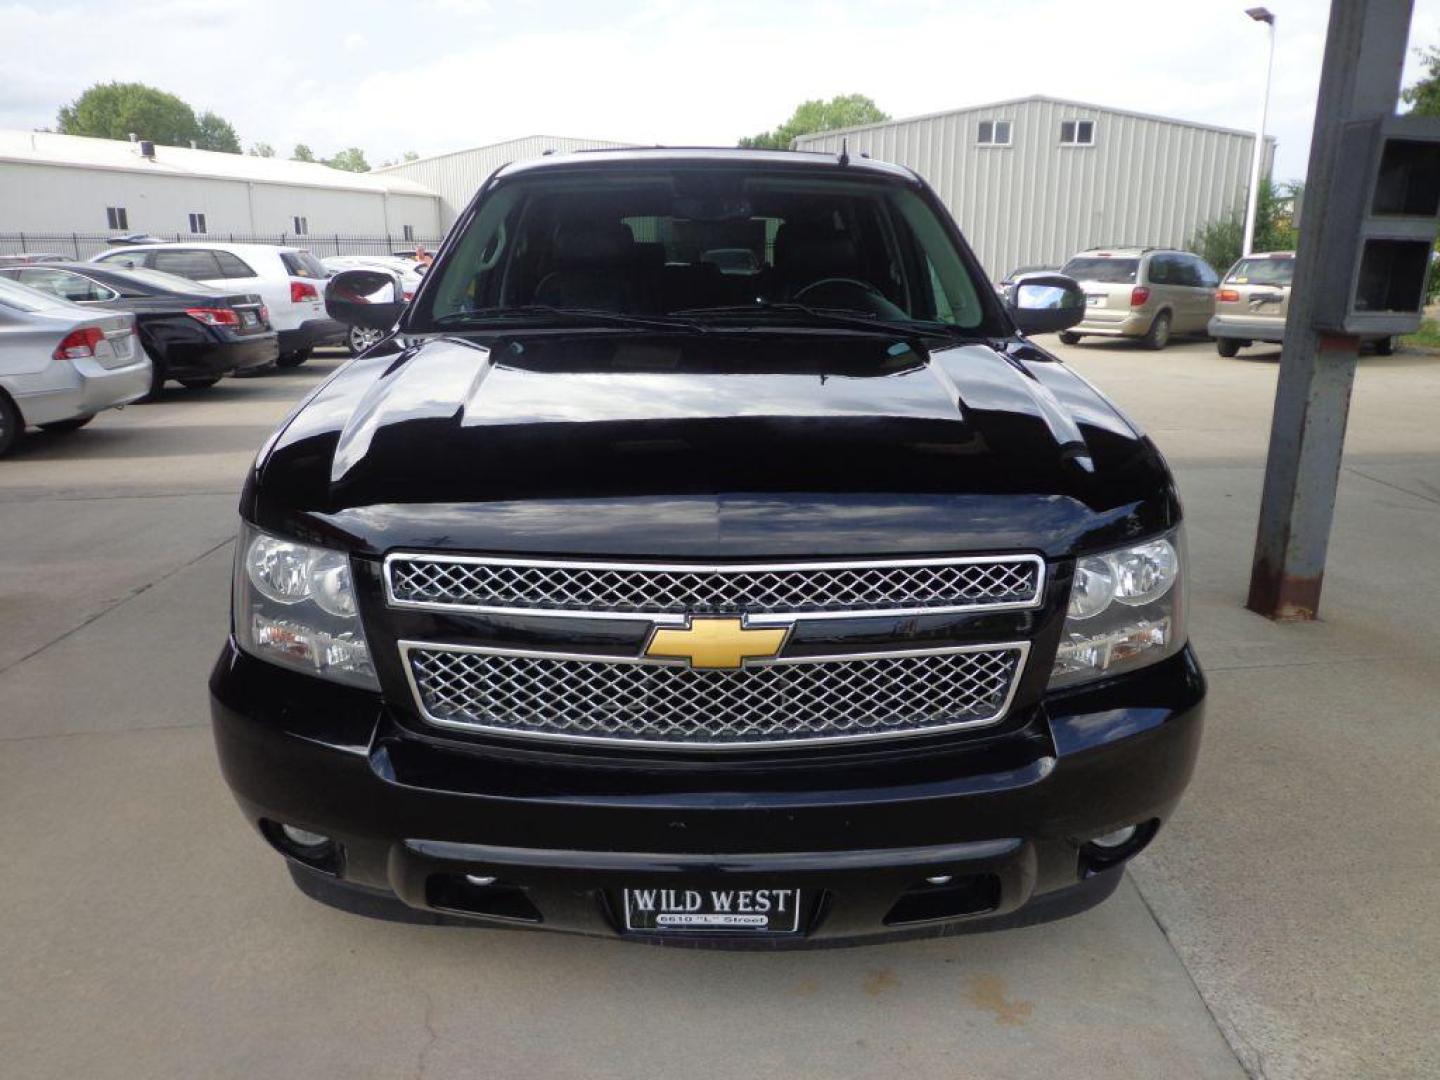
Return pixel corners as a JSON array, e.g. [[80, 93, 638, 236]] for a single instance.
[[212, 148, 1203, 945], [90, 242, 343, 367], [106, 234, 169, 246], [0, 262, 278, 396], [1059, 247, 1220, 349], [0, 252, 66, 266], [0, 276, 150, 456], [322, 256, 421, 354], [1209, 251, 1396, 358], [995, 264, 1059, 294]]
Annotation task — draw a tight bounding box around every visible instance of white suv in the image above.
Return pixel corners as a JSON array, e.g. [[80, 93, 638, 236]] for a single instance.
[[90, 243, 344, 367]]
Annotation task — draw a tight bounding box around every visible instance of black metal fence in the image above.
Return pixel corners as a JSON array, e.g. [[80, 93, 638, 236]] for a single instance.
[[0, 232, 447, 261]]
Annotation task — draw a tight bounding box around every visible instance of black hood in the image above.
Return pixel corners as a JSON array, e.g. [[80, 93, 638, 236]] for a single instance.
[[251, 331, 1177, 559]]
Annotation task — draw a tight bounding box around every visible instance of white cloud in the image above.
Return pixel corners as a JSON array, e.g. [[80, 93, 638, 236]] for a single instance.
[[424, 0, 491, 14], [5, 0, 1440, 180]]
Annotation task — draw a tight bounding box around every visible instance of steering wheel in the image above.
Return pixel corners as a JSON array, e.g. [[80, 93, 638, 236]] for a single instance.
[[795, 277, 887, 302]]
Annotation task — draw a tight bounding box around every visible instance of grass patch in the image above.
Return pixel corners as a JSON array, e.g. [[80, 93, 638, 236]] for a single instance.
[[1402, 319, 1440, 351]]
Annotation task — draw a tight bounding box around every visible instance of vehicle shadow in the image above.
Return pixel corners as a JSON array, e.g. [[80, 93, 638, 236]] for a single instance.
[[1232, 345, 1437, 369]]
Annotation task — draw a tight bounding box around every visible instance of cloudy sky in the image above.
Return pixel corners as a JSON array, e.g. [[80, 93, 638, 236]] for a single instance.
[[4, 0, 1439, 179]]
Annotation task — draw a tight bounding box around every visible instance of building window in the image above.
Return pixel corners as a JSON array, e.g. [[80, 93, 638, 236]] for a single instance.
[[187, 212, 207, 234], [293, 216, 308, 235], [1060, 120, 1096, 146], [402, 224, 415, 242], [106, 206, 128, 230], [977, 120, 1012, 146]]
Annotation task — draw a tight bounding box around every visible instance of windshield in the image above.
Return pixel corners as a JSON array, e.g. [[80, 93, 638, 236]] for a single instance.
[[1225, 257, 1295, 286], [416, 167, 993, 333], [281, 251, 327, 279], [1061, 257, 1140, 284]]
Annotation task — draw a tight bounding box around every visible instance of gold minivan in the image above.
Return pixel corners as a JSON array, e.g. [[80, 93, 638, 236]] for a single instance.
[[1059, 247, 1220, 350]]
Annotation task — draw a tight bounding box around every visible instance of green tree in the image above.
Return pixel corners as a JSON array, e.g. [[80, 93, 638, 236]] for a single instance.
[[248, 142, 275, 158], [326, 147, 370, 172], [57, 82, 201, 147], [739, 94, 890, 150], [403, 150, 419, 162], [1402, 43, 1440, 115], [195, 110, 240, 153], [291, 143, 316, 162], [1188, 177, 1299, 273]]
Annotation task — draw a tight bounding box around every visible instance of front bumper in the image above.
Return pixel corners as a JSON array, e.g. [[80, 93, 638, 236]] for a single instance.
[[211, 640, 1205, 944], [278, 318, 346, 353]]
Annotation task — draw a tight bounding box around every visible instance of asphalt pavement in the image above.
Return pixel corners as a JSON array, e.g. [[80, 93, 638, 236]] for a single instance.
[[1, 339, 1435, 1079]]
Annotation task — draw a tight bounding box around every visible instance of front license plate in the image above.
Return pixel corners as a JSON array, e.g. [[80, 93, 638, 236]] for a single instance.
[[623, 886, 802, 933]]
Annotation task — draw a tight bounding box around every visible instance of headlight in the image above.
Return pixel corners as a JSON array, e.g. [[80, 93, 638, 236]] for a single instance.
[[1049, 530, 1187, 688], [233, 523, 378, 689]]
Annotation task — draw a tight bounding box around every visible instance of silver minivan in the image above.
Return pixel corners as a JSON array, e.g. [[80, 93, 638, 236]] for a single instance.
[[1209, 251, 1395, 358], [1059, 247, 1220, 350], [1209, 251, 1294, 357]]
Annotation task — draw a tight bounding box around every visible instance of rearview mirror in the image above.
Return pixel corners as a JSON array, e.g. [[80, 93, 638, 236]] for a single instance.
[[1005, 273, 1086, 336], [326, 269, 405, 332]]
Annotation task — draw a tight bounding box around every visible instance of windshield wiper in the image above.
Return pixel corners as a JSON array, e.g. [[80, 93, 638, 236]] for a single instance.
[[672, 302, 977, 340], [434, 305, 704, 333]]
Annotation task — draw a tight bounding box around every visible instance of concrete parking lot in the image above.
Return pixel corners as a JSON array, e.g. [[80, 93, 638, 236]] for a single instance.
[[1, 340, 1436, 1079]]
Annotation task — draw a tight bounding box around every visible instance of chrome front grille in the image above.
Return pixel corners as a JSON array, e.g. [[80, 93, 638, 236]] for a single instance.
[[386, 554, 1044, 620], [401, 642, 1028, 749]]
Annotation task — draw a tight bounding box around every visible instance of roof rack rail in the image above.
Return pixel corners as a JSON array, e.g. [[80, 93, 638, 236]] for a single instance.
[[1081, 244, 1161, 254]]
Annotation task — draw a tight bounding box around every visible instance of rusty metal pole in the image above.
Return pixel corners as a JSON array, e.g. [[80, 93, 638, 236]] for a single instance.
[[1246, 0, 1414, 620]]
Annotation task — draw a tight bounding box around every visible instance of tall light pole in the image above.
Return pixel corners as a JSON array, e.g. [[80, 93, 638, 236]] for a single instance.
[[1242, 7, 1277, 256]]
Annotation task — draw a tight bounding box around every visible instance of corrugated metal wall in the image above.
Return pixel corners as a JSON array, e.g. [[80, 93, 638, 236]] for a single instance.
[[0, 162, 442, 237], [795, 98, 1274, 277], [374, 136, 633, 227]]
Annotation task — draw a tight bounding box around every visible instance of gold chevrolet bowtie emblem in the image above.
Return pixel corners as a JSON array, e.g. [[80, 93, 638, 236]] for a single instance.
[[644, 617, 789, 669]]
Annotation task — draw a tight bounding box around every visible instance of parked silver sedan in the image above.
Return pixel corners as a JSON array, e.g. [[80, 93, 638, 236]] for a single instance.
[[0, 276, 151, 456]]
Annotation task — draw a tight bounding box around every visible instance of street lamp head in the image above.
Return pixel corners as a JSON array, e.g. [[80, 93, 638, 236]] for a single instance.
[[1245, 6, 1275, 23]]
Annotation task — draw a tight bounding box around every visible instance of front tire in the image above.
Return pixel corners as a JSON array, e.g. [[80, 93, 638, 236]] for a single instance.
[[276, 347, 311, 369], [1058, 331, 1082, 346], [39, 415, 94, 433], [0, 393, 23, 457], [1216, 338, 1241, 358], [1142, 311, 1172, 351]]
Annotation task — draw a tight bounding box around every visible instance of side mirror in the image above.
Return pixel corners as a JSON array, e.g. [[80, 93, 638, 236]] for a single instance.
[[1005, 273, 1086, 336], [325, 269, 405, 331]]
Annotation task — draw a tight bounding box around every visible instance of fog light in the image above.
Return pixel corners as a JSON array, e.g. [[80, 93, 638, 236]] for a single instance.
[[925, 874, 954, 885], [1089, 825, 1139, 850], [465, 874, 497, 886], [281, 824, 330, 848]]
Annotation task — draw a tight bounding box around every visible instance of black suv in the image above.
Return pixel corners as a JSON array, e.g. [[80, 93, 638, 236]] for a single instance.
[[210, 149, 1203, 945]]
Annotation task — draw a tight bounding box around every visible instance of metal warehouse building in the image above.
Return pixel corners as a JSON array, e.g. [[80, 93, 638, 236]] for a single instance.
[[372, 135, 633, 227], [794, 96, 1276, 277], [0, 129, 443, 248]]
